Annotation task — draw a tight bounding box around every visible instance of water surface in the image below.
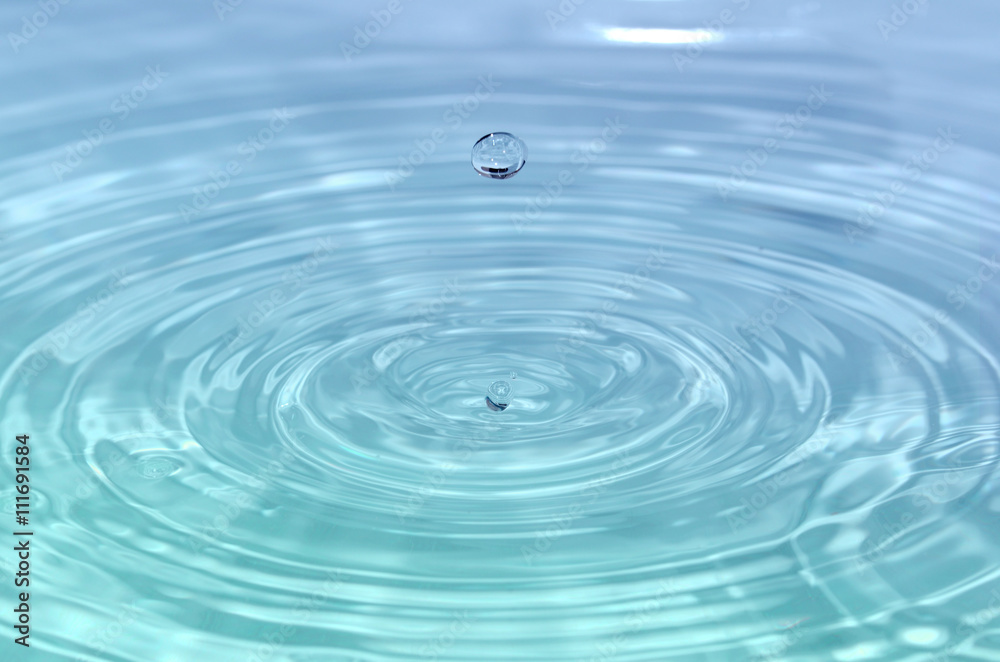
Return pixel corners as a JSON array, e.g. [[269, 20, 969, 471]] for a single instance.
[[1, 1, 999, 660]]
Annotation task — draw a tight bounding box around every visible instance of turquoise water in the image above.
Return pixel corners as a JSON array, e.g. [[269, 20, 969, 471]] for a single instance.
[[2, 0, 1000, 660]]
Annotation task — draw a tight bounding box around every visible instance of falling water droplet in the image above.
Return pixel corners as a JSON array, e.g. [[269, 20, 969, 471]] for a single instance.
[[486, 380, 513, 412], [472, 132, 526, 180]]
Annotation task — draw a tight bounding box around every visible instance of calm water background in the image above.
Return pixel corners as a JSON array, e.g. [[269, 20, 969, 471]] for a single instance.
[[1, 1, 999, 660]]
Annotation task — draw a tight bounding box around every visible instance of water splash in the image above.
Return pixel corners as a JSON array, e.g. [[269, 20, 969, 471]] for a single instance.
[[486, 379, 513, 411]]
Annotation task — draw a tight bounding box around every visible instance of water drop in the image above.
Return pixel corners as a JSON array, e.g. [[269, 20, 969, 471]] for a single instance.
[[472, 132, 526, 179], [486, 380, 513, 412]]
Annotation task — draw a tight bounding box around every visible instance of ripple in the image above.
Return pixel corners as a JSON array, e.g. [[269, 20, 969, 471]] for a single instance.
[[133, 454, 184, 479], [2, 7, 999, 660]]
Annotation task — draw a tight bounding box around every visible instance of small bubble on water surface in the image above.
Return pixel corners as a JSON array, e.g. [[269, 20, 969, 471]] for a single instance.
[[472, 132, 526, 179], [486, 380, 513, 412]]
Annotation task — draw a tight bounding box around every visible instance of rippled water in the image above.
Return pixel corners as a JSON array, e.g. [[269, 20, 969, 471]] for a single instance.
[[3, 1, 1000, 660]]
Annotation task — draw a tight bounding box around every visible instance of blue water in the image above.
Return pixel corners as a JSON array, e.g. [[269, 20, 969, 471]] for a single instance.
[[2, 1, 1000, 660]]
